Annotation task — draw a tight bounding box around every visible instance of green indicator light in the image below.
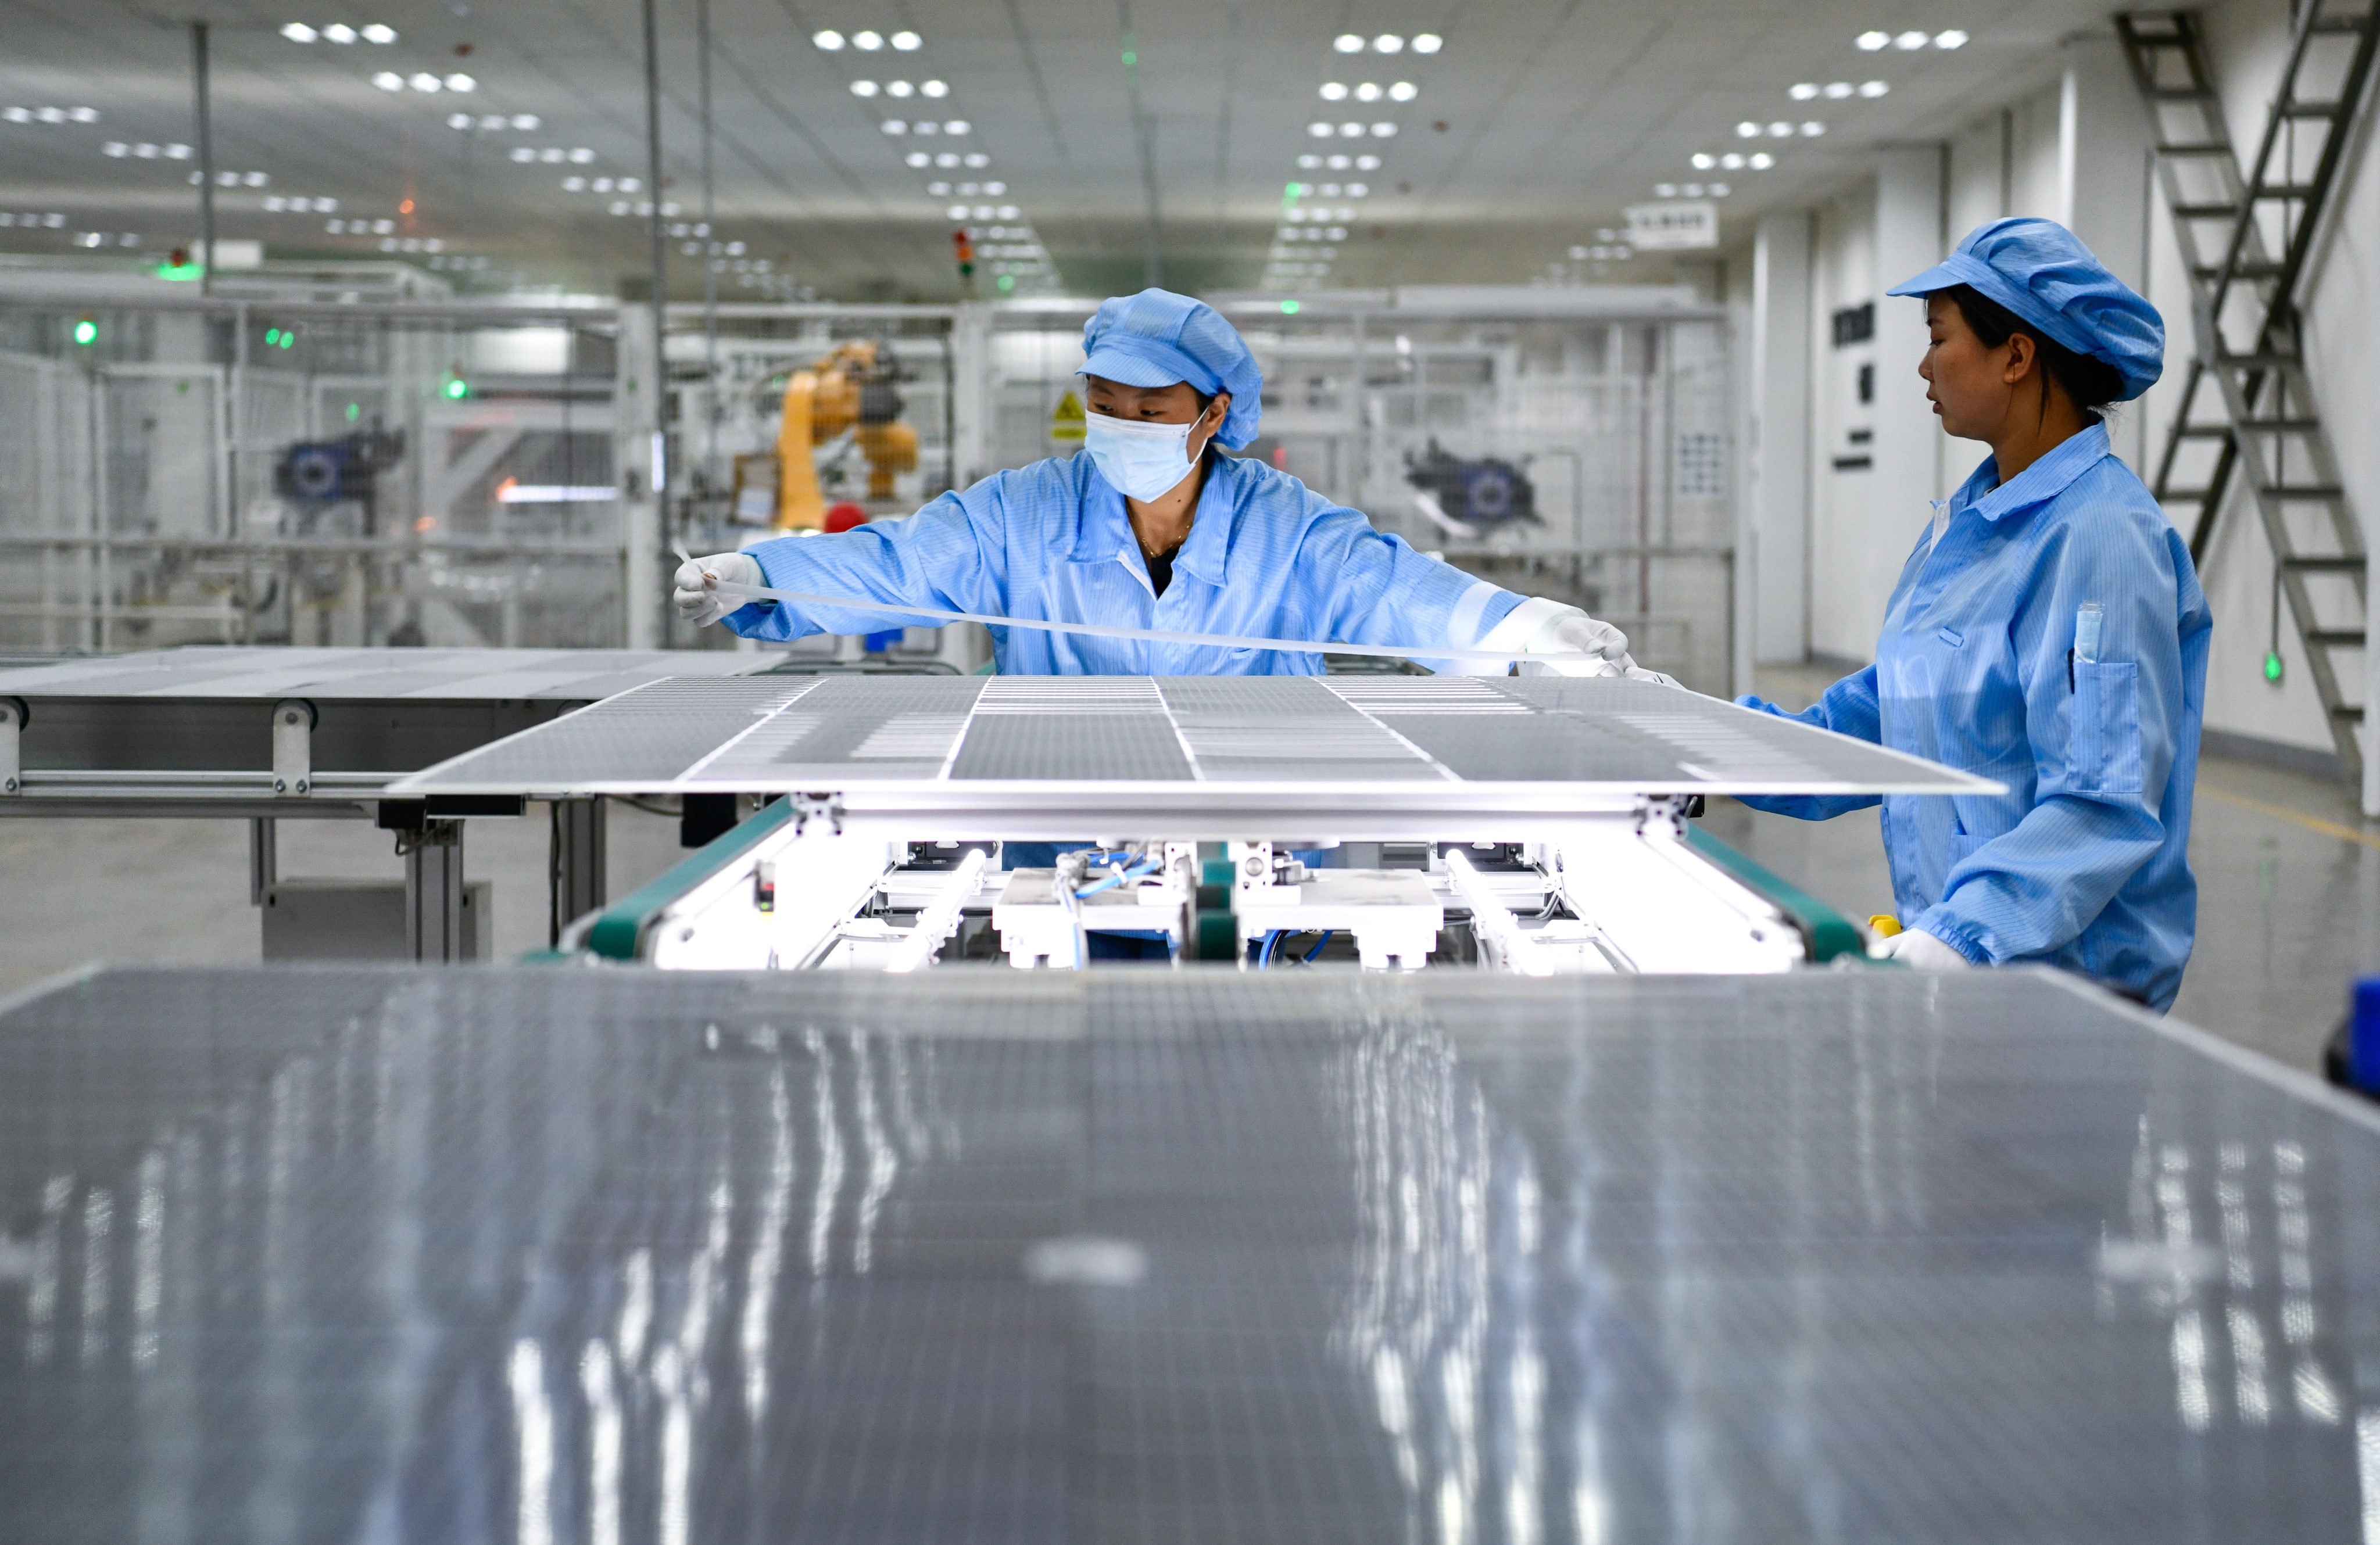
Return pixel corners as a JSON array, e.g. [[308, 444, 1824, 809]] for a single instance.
[[265, 329, 280, 347], [996, 273, 1015, 292], [1280, 299, 1300, 315], [1122, 49, 1136, 65], [155, 261, 202, 281], [71, 319, 98, 346], [443, 378, 469, 400], [344, 402, 360, 422], [280, 332, 294, 349], [2264, 650, 2284, 683]]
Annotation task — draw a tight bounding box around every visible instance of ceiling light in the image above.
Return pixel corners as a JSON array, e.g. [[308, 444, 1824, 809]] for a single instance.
[[0, 107, 23, 122], [1800, 120, 1824, 135], [102, 140, 126, 156], [853, 29, 883, 49], [609, 200, 629, 215], [927, 180, 950, 194], [324, 23, 357, 42], [1375, 34, 1403, 52], [592, 175, 613, 190], [1412, 33, 1442, 53], [1297, 153, 1320, 168], [1934, 29, 1968, 48], [813, 28, 844, 49], [1347, 181, 1367, 196], [1654, 182, 1678, 198], [882, 120, 907, 134], [373, 72, 404, 90], [67, 107, 95, 123], [964, 151, 988, 166], [957, 181, 979, 195], [1690, 152, 1715, 170], [944, 120, 969, 134], [984, 180, 1006, 194], [1823, 81, 1853, 98], [1720, 152, 1744, 169], [563, 175, 585, 191], [510, 146, 535, 162], [1320, 81, 1348, 100], [35, 107, 65, 123], [998, 204, 1019, 218], [1767, 120, 1792, 136], [851, 80, 879, 96], [263, 195, 285, 211], [446, 74, 475, 91], [514, 114, 541, 129], [1334, 34, 1364, 52], [1683, 182, 1706, 196], [1749, 151, 1774, 168], [568, 146, 593, 162], [361, 23, 395, 42], [1856, 30, 1889, 50], [1858, 79, 1889, 96], [1789, 82, 1818, 100], [1355, 153, 1380, 169], [1568, 244, 1587, 260], [906, 150, 930, 167], [447, 111, 471, 128], [922, 79, 948, 97], [1735, 121, 1759, 138], [409, 73, 443, 92], [282, 21, 317, 42], [246, 171, 270, 185], [891, 30, 921, 50], [166, 142, 191, 158], [1356, 82, 1382, 102], [947, 203, 969, 218], [1894, 30, 1927, 48], [1388, 81, 1417, 101], [1308, 121, 1333, 138], [1709, 181, 1730, 196], [1369, 122, 1394, 137], [618, 177, 639, 191]]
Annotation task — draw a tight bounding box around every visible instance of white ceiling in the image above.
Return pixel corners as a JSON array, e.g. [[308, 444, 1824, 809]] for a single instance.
[[0, 0, 2121, 300]]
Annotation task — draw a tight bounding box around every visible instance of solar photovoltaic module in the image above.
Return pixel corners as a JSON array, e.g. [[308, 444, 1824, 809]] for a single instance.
[[0, 645, 783, 702], [388, 673, 1995, 803], [2, 963, 2376, 1542]]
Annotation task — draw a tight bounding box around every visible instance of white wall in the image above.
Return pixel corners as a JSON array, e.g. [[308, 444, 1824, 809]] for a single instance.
[[1806, 182, 1881, 661], [1746, 210, 1813, 662]]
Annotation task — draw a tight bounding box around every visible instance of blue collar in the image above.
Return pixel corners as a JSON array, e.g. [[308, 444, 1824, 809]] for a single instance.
[[1070, 454, 1237, 585], [1952, 420, 2112, 522]]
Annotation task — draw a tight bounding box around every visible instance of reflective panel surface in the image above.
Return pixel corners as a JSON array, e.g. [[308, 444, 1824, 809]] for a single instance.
[[1, 965, 2375, 1542]]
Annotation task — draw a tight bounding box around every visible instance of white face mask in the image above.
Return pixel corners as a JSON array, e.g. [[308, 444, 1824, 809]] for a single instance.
[[1084, 411, 1207, 501]]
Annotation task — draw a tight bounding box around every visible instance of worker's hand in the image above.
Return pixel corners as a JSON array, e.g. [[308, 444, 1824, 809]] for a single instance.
[[1872, 926, 1972, 969], [672, 551, 764, 627], [1521, 607, 1631, 677], [1622, 664, 1682, 688]]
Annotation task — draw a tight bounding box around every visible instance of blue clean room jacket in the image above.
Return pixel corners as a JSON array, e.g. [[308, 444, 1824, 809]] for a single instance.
[[1738, 421, 2212, 1009], [719, 451, 1525, 674]]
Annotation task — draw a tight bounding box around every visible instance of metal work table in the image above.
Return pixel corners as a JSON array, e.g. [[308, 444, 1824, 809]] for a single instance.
[[2, 963, 2373, 1540], [0, 647, 786, 955]]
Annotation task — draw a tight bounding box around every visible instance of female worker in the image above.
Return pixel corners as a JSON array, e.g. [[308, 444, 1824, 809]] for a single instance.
[[672, 287, 1638, 676], [1738, 218, 2211, 1010]]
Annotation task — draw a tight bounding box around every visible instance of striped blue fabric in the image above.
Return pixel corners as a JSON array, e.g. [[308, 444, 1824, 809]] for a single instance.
[[1738, 421, 2213, 1010], [722, 450, 1524, 675]]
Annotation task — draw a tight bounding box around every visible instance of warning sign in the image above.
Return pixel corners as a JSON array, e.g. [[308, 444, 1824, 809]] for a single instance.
[[1050, 389, 1086, 442]]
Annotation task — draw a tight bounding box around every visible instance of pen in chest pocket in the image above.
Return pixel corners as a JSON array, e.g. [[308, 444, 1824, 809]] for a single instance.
[[2069, 601, 2103, 690]]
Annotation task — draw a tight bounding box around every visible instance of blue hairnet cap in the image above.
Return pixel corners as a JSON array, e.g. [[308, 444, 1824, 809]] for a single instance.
[[1080, 288, 1264, 448], [1887, 217, 2164, 401]]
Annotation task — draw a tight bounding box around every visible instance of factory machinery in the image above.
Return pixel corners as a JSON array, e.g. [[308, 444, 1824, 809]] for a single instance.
[[390, 671, 1988, 975]]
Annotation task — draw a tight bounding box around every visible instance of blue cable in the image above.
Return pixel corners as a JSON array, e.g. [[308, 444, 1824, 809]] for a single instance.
[[1074, 857, 1159, 898], [1259, 929, 1284, 967], [1301, 930, 1335, 963]]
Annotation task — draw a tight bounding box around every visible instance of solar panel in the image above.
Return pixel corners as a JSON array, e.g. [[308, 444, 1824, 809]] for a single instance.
[[389, 673, 1994, 801], [1, 963, 2372, 1542]]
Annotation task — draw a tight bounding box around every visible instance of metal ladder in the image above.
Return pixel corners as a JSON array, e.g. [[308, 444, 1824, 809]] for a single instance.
[[2116, 4, 2380, 773]]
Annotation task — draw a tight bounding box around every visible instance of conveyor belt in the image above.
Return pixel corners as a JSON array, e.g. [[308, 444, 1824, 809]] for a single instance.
[[1, 965, 2374, 1540], [389, 673, 1997, 799]]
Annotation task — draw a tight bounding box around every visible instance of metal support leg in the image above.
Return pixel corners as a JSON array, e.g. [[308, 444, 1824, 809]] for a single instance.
[[402, 819, 467, 961], [549, 797, 609, 945], [681, 793, 738, 848], [248, 817, 277, 905]]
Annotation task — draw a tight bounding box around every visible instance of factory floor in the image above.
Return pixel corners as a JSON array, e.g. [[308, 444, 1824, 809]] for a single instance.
[[1, 667, 2372, 1076]]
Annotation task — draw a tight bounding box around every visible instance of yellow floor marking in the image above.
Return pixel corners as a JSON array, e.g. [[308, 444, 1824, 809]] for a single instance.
[[2199, 784, 2380, 852]]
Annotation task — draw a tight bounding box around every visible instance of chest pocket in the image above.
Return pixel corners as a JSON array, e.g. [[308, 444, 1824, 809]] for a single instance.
[[2070, 661, 2143, 794]]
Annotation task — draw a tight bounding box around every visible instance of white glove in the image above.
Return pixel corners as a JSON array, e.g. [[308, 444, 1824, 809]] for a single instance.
[[1622, 664, 1682, 688], [672, 551, 764, 627], [1871, 926, 1972, 969], [1523, 606, 1631, 677]]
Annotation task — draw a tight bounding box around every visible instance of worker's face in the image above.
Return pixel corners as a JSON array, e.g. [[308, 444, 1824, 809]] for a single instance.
[[1919, 294, 2040, 442], [1085, 375, 1231, 459]]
